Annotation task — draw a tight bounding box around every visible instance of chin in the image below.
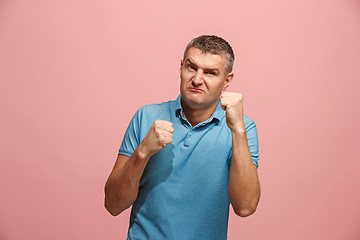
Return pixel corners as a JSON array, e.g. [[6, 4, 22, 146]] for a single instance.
[[182, 95, 209, 110], [183, 92, 201, 101]]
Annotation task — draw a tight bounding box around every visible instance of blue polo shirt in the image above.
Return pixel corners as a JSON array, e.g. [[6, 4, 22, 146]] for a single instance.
[[118, 95, 259, 240]]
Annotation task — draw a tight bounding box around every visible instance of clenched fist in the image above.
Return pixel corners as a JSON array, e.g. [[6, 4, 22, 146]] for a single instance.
[[141, 120, 174, 157], [220, 92, 245, 132]]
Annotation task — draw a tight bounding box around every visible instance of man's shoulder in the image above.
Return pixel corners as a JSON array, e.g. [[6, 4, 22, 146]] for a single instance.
[[243, 114, 257, 130], [135, 98, 177, 120], [140, 98, 176, 112]]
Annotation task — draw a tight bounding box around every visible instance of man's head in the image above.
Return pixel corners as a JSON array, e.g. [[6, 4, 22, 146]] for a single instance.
[[183, 35, 234, 75], [180, 35, 235, 111]]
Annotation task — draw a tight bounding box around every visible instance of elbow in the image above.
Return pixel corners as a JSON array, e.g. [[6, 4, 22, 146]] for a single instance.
[[233, 206, 257, 218], [104, 184, 128, 216], [104, 177, 138, 216], [104, 193, 135, 216], [104, 192, 130, 216], [104, 199, 123, 216], [104, 200, 121, 217], [104, 187, 122, 216]]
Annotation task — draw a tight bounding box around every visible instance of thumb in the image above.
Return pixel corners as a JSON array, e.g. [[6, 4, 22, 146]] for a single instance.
[[220, 97, 227, 111]]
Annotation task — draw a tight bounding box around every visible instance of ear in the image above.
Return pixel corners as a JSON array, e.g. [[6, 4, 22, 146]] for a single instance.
[[180, 59, 183, 74], [222, 72, 234, 91]]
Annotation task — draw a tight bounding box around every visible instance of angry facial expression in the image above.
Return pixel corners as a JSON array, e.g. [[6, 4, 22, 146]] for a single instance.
[[180, 47, 233, 110]]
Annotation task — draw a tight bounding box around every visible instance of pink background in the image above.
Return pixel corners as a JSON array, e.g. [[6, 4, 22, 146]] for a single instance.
[[1, 0, 360, 239]]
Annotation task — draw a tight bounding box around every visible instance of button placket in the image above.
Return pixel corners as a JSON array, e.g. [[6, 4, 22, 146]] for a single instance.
[[183, 129, 193, 147]]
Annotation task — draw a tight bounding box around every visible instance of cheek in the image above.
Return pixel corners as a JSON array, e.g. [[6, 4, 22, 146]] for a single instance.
[[209, 80, 225, 92], [181, 72, 192, 83], [180, 73, 188, 89]]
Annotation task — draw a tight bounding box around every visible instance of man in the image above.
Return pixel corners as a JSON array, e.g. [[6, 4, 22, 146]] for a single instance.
[[105, 35, 260, 239]]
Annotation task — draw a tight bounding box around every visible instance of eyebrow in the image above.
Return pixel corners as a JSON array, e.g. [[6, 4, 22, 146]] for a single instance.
[[185, 58, 220, 73]]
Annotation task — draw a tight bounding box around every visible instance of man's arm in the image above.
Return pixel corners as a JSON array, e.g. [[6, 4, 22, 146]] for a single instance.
[[104, 120, 174, 216], [220, 92, 261, 217]]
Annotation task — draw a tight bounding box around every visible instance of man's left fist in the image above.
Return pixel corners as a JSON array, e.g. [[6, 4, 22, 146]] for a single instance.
[[220, 92, 245, 131]]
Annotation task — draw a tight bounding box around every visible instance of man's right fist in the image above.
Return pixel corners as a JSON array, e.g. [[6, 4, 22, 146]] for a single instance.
[[141, 120, 174, 157]]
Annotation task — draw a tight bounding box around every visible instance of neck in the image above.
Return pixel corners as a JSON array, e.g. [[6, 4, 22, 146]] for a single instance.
[[181, 98, 218, 127]]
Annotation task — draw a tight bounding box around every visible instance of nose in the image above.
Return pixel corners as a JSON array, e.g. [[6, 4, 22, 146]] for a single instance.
[[192, 70, 204, 87]]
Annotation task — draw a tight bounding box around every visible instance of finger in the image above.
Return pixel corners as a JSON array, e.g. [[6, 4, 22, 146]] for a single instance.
[[221, 92, 231, 98], [220, 98, 228, 110], [155, 119, 173, 127], [160, 136, 173, 146], [163, 136, 173, 145], [154, 120, 174, 132], [158, 129, 173, 138], [220, 95, 231, 104], [159, 124, 174, 133], [155, 120, 173, 130]]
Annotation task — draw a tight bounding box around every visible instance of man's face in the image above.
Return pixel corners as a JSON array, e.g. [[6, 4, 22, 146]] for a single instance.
[[180, 47, 233, 110]]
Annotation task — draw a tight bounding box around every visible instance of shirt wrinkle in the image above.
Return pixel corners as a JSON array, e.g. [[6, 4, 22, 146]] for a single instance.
[[119, 94, 259, 240]]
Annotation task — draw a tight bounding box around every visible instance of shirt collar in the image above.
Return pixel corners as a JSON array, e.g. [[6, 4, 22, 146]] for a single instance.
[[174, 94, 223, 123]]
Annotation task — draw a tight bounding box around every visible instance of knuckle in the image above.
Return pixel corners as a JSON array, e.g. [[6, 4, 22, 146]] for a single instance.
[[160, 139, 167, 147], [154, 120, 161, 127], [153, 125, 158, 132], [155, 129, 162, 138], [154, 127, 159, 133]]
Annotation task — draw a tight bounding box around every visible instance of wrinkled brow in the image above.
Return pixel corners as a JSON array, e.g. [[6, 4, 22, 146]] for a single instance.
[[185, 59, 220, 73]]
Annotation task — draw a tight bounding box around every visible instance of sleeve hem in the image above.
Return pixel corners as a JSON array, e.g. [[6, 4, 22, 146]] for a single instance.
[[118, 151, 133, 158]]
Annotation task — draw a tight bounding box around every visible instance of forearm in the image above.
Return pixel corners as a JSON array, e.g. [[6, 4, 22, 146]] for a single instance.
[[105, 120, 174, 216], [228, 128, 261, 217], [104, 144, 150, 216]]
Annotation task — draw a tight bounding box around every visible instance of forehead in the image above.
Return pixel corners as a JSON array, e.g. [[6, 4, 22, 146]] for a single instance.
[[184, 47, 226, 70]]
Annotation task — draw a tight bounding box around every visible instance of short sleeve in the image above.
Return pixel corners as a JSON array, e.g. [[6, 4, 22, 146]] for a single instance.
[[246, 121, 260, 168], [228, 120, 260, 168], [118, 108, 143, 157]]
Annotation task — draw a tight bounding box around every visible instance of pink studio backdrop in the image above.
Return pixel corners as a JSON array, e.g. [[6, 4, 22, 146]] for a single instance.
[[1, 0, 360, 239]]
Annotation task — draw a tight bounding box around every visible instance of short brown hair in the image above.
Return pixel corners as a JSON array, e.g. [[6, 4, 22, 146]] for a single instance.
[[183, 35, 235, 75]]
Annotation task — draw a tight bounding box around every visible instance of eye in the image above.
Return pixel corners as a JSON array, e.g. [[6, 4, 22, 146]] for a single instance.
[[187, 64, 197, 71], [205, 71, 216, 76]]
